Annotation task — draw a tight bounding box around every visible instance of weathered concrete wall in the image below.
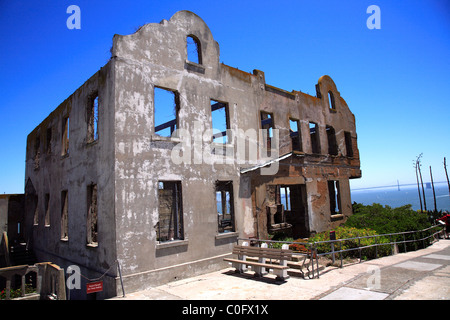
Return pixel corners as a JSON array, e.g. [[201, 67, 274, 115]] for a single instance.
[[24, 61, 117, 299], [0, 194, 25, 267], [111, 11, 242, 293], [0, 194, 25, 245], [23, 10, 361, 297], [110, 10, 360, 293], [0, 196, 8, 236]]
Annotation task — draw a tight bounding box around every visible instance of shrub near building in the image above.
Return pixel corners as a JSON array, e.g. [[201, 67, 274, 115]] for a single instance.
[[308, 226, 390, 260], [346, 203, 431, 234]]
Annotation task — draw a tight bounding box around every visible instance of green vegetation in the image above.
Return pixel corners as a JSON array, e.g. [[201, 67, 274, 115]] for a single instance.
[[308, 226, 390, 260], [0, 284, 35, 300], [346, 203, 431, 234], [269, 203, 443, 260]]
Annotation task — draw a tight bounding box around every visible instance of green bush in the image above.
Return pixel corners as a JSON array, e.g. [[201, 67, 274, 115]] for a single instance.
[[346, 203, 436, 252], [1, 284, 35, 300], [269, 203, 438, 260], [267, 232, 294, 248], [347, 203, 431, 234], [308, 226, 391, 260]]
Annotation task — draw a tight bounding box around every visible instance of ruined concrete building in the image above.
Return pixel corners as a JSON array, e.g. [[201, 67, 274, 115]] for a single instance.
[[23, 11, 361, 298]]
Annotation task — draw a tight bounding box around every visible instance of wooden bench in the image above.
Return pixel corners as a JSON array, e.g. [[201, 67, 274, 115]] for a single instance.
[[224, 243, 293, 281]]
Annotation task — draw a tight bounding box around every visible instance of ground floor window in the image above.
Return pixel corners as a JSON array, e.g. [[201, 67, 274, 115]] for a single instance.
[[216, 181, 235, 233], [265, 184, 309, 239], [328, 180, 341, 215], [87, 184, 98, 246], [61, 190, 69, 240], [157, 181, 183, 242]]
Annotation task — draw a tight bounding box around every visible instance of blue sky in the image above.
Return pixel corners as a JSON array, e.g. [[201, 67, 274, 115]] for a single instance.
[[0, 0, 449, 194]]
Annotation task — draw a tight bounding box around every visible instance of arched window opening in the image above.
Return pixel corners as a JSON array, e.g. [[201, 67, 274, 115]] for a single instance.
[[328, 91, 336, 111], [186, 35, 202, 65]]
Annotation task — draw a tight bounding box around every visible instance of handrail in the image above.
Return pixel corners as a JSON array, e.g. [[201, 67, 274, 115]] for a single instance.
[[237, 224, 445, 279]]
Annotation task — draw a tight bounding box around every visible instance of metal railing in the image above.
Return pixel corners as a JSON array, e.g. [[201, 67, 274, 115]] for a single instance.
[[237, 224, 445, 279]]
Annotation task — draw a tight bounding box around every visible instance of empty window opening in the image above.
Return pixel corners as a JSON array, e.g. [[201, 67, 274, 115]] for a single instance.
[[289, 119, 302, 152], [157, 181, 183, 242], [62, 116, 69, 156], [186, 35, 202, 64], [46, 127, 52, 154], [266, 184, 309, 238], [33, 196, 39, 226], [61, 190, 69, 240], [154, 87, 180, 137], [34, 136, 40, 170], [87, 94, 99, 143], [344, 131, 353, 157], [216, 181, 235, 234], [309, 122, 320, 154], [87, 184, 98, 246], [326, 125, 338, 156], [211, 100, 230, 144], [279, 186, 291, 211], [260, 112, 274, 151], [328, 180, 341, 215], [328, 91, 336, 111], [44, 193, 50, 227]]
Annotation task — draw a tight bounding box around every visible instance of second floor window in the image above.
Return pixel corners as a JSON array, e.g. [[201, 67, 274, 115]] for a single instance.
[[154, 87, 180, 137], [309, 122, 320, 154], [62, 116, 69, 156], [87, 94, 99, 143], [289, 119, 302, 152], [211, 100, 229, 144], [326, 125, 338, 156]]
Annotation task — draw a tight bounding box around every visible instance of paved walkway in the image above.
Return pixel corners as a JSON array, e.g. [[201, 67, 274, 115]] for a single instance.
[[112, 239, 450, 300]]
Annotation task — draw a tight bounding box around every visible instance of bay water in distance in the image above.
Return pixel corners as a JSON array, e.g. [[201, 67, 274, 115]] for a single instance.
[[351, 182, 450, 212]]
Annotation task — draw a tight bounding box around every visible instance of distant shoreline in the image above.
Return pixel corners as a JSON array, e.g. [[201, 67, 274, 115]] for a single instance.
[[351, 181, 448, 192]]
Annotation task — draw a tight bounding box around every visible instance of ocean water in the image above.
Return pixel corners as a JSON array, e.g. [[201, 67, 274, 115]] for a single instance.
[[351, 182, 450, 212]]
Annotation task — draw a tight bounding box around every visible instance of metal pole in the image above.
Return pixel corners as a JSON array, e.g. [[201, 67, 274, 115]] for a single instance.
[[422, 231, 425, 249], [331, 242, 335, 265], [403, 234, 407, 253], [430, 166, 437, 212], [444, 157, 450, 198], [174, 183, 179, 239], [315, 246, 320, 279], [415, 160, 423, 212], [390, 235, 393, 255], [117, 260, 125, 298], [418, 160, 427, 211], [358, 237, 361, 263], [414, 232, 417, 250], [375, 237, 378, 259]]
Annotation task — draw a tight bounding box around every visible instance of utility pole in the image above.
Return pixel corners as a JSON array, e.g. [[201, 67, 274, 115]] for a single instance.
[[415, 156, 423, 212], [429, 166, 437, 212], [418, 158, 427, 212], [445, 157, 450, 198]]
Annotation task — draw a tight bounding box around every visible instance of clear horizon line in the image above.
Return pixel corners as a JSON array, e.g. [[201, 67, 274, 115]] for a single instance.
[[351, 181, 448, 191]]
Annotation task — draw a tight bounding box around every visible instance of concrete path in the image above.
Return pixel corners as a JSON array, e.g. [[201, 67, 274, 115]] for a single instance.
[[111, 239, 450, 300]]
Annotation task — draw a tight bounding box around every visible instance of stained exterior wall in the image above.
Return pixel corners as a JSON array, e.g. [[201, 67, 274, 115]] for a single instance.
[[23, 10, 360, 298], [24, 62, 117, 299], [0, 194, 25, 265]]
